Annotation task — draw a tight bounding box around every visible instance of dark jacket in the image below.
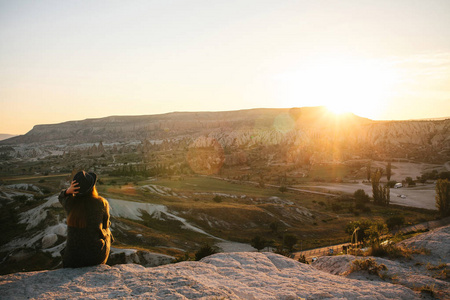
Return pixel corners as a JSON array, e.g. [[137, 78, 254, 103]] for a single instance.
[[59, 190, 113, 268]]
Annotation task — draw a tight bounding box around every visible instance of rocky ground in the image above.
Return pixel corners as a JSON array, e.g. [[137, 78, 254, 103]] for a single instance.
[[1, 225, 449, 299]]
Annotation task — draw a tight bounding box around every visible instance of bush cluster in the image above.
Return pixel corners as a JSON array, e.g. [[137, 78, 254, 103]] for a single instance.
[[195, 244, 217, 261], [350, 258, 387, 277]]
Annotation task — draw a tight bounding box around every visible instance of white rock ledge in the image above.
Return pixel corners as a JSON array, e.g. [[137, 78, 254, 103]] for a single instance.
[[0, 252, 417, 299]]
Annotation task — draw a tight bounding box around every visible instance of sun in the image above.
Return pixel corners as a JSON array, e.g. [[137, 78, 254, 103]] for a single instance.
[[277, 56, 399, 119], [326, 102, 351, 115]]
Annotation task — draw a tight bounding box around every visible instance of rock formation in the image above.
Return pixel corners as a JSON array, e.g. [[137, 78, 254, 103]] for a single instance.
[[1, 107, 449, 163]]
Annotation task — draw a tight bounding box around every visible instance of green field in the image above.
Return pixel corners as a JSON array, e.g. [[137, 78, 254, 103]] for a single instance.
[[95, 175, 438, 253], [1, 172, 439, 260]]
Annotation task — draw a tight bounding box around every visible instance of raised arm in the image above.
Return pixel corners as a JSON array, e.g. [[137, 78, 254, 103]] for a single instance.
[[58, 180, 80, 208]]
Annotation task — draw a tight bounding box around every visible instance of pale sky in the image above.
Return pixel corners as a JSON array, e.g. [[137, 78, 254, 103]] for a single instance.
[[1, 0, 450, 134]]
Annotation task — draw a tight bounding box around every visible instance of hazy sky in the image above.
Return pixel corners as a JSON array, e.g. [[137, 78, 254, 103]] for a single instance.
[[1, 0, 450, 134]]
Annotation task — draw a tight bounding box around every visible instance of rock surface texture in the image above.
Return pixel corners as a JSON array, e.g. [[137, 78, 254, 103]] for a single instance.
[[1, 252, 417, 300], [2, 225, 450, 299]]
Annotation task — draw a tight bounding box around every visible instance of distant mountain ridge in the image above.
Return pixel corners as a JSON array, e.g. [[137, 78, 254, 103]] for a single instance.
[[0, 134, 17, 141], [1, 107, 449, 163], [0, 107, 372, 145]]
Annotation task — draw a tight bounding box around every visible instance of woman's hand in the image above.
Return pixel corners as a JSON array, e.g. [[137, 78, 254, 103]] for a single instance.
[[66, 180, 80, 196]]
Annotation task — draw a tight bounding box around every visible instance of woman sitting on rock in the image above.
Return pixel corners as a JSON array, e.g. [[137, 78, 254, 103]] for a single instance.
[[59, 171, 113, 268]]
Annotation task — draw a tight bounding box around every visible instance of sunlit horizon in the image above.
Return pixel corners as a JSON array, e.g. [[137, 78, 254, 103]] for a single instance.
[[3, 104, 449, 136], [1, 1, 450, 135]]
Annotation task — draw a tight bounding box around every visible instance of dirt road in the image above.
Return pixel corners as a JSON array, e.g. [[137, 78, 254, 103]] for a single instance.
[[299, 182, 436, 210], [294, 161, 443, 210]]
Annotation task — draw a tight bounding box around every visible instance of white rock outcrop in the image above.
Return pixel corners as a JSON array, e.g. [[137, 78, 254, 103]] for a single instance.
[[0, 252, 417, 300], [41, 234, 58, 249]]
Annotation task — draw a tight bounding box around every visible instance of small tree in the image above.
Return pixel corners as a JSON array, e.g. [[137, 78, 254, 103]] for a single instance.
[[195, 244, 217, 261], [436, 179, 450, 217], [405, 177, 415, 186], [354, 189, 369, 203], [386, 215, 405, 230], [345, 219, 378, 244], [387, 180, 397, 188], [251, 236, 267, 252], [372, 170, 382, 204], [269, 222, 279, 233], [298, 255, 309, 264], [367, 222, 388, 249], [378, 167, 384, 178], [386, 162, 392, 181], [372, 170, 390, 206], [366, 162, 372, 181], [283, 234, 298, 252], [279, 186, 288, 193]]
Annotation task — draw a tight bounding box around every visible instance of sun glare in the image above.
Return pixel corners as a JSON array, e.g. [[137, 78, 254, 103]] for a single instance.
[[326, 102, 350, 115], [277, 56, 399, 119]]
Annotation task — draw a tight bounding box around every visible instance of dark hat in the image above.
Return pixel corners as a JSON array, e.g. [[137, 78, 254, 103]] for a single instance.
[[73, 171, 97, 196]]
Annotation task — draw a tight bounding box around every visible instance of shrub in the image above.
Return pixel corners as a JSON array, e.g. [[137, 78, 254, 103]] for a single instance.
[[283, 234, 298, 252], [354, 189, 369, 203], [278, 186, 288, 193], [331, 203, 343, 212], [434, 268, 450, 280], [362, 206, 372, 213], [387, 180, 397, 188], [369, 243, 428, 259], [298, 255, 309, 264], [251, 236, 267, 252], [274, 246, 290, 257], [213, 195, 222, 203], [426, 262, 447, 270], [367, 223, 388, 248], [350, 258, 387, 277], [386, 215, 405, 230], [372, 170, 390, 206], [269, 222, 279, 233], [416, 284, 435, 297], [436, 179, 450, 217], [33, 195, 46, 201], [355, 202, 366, 210], [337, 195, 353, 202], [195, 244, 217, 261], [175, 252, 191, 262], [439, 171, 450, 180], [12, 195, 28, 202], [345, 219, 378, 243], [41, 187, 51, 194]]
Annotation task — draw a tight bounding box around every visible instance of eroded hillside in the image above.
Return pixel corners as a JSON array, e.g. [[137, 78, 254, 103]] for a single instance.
[[2, 107, 449, 163]]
